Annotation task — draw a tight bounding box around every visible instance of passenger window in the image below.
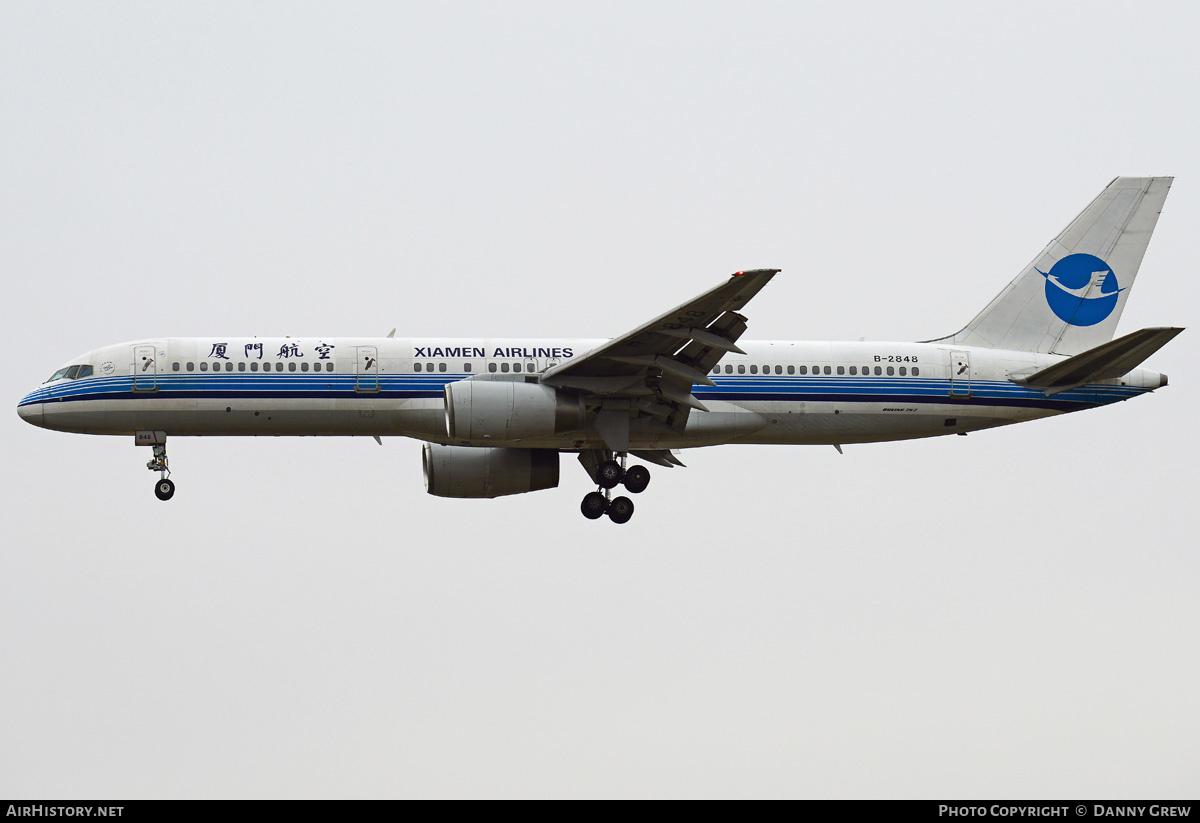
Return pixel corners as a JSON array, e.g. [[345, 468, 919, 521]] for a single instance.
[[226, 362, 233, 371], [874, 366, 882, 375], [326, 363, 334, 372], [737, 365, 745, 374], [186, 362, 195, 372], [837, 366, 845, 375], [200, 362, 208, 372], [824, 366, 831, 375], [899, 366, 906, 376], [799, 366, 807, 375], [912, 367, 920, 376], [514, 362, 522, 373], [750, 365, 758, 374], [886, 366, 894, 376], [787, 366, 795, 375], [301, 362, 309, 372], [276, 363, 284, 372], [172, 362, 180, 372], [725, 365, 733, 374], [775, 365, 782, 375], [464, 363, 472, 372], [488, 363, 497, 373], [238, 362, 246, 372], [501, 363, 509, 373], [288, 362, 297, 372], [439, 363, 446, 372], [414, 362, 422, 371], [850, 366, 857, 375], [250, 362, 258, 372]]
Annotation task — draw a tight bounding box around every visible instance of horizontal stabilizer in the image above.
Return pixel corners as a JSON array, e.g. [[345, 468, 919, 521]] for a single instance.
[[1013, 327, 1183, 395]]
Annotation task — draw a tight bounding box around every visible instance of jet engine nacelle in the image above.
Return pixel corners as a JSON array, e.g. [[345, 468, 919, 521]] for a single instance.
[[422, 443, 560, 498], [444, 380, 584, 443]]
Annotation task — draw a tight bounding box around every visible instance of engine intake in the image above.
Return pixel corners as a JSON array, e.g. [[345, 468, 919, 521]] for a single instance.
[[422, 443, 560, 498], [444, 380, 584, 443]]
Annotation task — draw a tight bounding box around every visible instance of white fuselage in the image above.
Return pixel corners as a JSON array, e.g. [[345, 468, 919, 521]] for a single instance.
[[17, 336, 1165, 449]]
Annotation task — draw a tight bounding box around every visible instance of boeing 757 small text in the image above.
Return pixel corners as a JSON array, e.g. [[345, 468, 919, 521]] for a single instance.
[[18, 178, 1181, 523]]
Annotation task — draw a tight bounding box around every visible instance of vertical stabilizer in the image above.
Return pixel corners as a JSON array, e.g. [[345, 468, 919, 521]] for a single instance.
[[930, 177, 1172, 355]]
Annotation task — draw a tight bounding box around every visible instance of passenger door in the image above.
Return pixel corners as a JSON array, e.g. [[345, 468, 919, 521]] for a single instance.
[[133, 344, 159, 391], [356, 346, 379, 392], [949, 350, 971, 396]]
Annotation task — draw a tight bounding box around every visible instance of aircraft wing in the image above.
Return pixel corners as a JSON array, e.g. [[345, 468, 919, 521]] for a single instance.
[[541, 269, 779, 440]]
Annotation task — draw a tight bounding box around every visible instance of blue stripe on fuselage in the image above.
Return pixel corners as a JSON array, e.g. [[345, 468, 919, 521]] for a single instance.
[[19, 372, 1149, 412]]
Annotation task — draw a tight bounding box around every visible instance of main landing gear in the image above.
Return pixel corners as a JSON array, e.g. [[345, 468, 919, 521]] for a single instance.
[[579, 453, 650, 524], [137, 431, 175, 501]]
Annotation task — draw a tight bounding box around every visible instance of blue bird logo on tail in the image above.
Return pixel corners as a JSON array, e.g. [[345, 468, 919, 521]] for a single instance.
[[1037, 253, 1125, 327]]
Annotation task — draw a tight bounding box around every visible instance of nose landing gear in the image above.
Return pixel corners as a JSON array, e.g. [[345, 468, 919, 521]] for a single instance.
[[147, 443, 175, 500], [137, 431, 175, 501]]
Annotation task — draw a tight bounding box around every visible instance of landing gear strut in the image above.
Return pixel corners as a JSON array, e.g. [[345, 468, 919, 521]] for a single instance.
[[138, 431, 175, 501], [578, 452, 650, 523]]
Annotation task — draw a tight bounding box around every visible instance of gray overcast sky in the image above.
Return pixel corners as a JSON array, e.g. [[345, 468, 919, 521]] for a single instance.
[[2, 1, 1197, 798]]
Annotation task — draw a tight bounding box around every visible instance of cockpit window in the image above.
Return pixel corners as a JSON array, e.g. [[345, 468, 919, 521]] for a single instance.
[[45, 365, 93, 383]]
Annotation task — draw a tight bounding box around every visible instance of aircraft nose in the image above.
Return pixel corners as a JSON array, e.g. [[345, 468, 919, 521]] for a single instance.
[[17, 397, 43, 427]]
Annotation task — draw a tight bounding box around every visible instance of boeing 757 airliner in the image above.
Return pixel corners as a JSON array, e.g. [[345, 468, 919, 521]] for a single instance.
[[17, 177, 1182, 523]]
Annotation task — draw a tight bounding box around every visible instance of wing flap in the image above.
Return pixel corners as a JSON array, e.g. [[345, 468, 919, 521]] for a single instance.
[[629, 449, 686, 468]]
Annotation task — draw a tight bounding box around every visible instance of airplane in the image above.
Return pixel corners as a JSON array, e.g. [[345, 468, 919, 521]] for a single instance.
[[16, 177, 1183, 523]]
